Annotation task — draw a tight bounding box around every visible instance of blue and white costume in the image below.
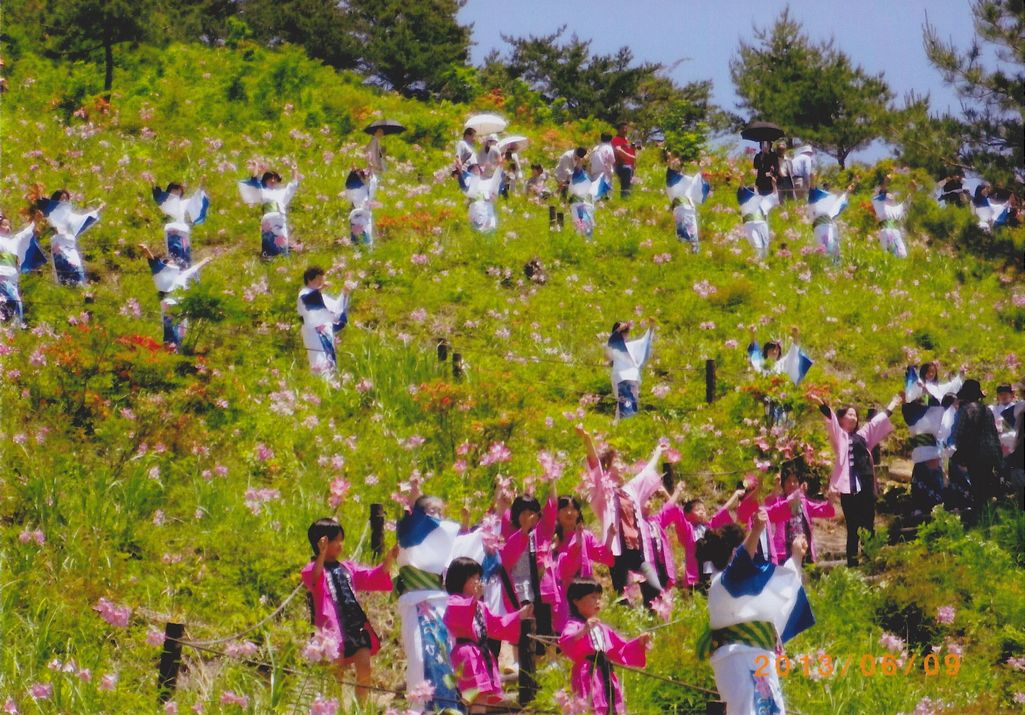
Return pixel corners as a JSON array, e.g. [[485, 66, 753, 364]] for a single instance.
[[0, 224, 46, 324], [666, 169, 710, 251], [807, 187, 850, 261], [296, 286, 349, 376], [458, 166, 503, 233], [871, 189, 908, 258], [39, 199, 99, 286], [152, 186, 209, 268], [345, 170, 377, 247], [396, 507, 484, 713], [148, 255, 212, 349], [568, 168, 611, 239], [607, 328, 653, 420], [238, 176, 299, 257], [700, 546, 814, 715], [737, 187, 778, 259]]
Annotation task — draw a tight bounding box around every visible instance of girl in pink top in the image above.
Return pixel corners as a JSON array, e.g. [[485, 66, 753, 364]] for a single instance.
[[550, 494, 616, 631], [300, 518, 396, 703], [558, 578, 650, 715], [444, 557, 532, 712], [765, 461, 838, 565]]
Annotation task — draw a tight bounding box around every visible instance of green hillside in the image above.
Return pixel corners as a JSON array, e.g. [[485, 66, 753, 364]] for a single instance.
[[1, 43, 1023, 714]]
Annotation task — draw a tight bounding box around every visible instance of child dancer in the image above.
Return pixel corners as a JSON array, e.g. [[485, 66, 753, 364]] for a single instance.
[[550, 494, 616, 632], [444, 557, 532, 713], [301, 518, 396, 704], [238, 164, 300, 257], [0, 212, 45, 325], [558, 579, 650, 715], [37, 189, 102, 286], [765, 460, 837, 565], [807, 183, 853, 261], [297, 266, 349, 377], [152, 180, 209, 268], [665, 485, 749, 589]]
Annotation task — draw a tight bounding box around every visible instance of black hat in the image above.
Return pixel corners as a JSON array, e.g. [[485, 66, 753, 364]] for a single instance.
[[956, 379, 985, 402]]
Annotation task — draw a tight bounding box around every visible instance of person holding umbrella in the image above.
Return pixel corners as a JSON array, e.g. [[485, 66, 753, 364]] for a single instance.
[[741, 122, 785, 197], [363, 119, 404, 176]]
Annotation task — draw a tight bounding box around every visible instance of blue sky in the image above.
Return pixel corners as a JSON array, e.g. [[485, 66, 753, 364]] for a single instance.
[[458, 1, 980, 162]]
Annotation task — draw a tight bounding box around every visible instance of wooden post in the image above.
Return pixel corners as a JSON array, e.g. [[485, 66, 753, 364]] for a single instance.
[[156, 622, 185, 704], [705, 359, 716, 403], [452, 352, 463, 380], [436, 337, 448, 362], [517, 616, 537, 706], [370, 503, 385, 558], [548, 205, 556, 229], [556, 212, 565, 230]]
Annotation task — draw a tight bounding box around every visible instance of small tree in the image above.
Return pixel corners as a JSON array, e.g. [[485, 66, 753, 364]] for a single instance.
[[923, 0, 1024, 185], [494, 26, 665, 124], [347, 0, 473, 97], [242, 0, 359, 71], [730, 7, 893, 167], [43, 0, 157, 98]]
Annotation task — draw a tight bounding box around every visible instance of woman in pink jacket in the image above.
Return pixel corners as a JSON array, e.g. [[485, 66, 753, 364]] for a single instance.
[[558, 578, 650, 715], [811, 392, 903, 566], [300, 518, 396, 703]]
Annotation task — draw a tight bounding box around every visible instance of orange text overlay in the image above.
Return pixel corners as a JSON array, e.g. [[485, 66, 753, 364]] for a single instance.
[[754, 653, 962, 678]]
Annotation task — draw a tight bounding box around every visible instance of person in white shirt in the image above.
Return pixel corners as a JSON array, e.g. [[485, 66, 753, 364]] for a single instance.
[[790, 145, 816, 201], [590, 133, 615, 187], [555, 147, 587, 199], [476, 134, 501, 179], [455, 127, 477, 169]]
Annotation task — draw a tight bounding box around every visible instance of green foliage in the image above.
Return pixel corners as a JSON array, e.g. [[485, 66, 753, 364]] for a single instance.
[[235, 0, 358, 70], [348, 0, 472, 97], [41, 0, 160, 93], [730, 8, 893, 167], [487, 26, 698, 126], [923, 0, 1025, 186]]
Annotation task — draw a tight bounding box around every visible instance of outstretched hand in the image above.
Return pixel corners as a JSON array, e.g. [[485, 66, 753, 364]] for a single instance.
[[791, 535, 808, 562]]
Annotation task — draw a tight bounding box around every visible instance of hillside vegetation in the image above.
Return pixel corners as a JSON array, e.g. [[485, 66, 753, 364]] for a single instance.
[[1, 43, 1023, 714]]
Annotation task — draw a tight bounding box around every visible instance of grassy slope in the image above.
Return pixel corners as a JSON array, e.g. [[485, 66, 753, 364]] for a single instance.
[[0, 42, 1023, 714]]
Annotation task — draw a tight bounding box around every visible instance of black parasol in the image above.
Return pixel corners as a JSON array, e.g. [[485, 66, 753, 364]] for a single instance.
[[740, 121, 785, 143], [363, 119, 406, 136]]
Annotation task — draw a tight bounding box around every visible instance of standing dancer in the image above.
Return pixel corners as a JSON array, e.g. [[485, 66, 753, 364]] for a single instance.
[[36, 190, 101, 286], [152, 180, 209, 268], [698, 510, 815, 715], [238, 164, 300, 258], [871, 174, 914, 259], [0, 213, 45, 325], [807, 183, 852, 262]]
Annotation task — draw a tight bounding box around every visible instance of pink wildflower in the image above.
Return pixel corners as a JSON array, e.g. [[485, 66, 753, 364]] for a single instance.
[[94, 597, 132, 627]]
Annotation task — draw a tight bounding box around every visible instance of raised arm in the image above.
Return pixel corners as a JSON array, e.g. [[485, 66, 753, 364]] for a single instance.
[[743, 509, 769, 559], [576, 425, 601, 472]]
